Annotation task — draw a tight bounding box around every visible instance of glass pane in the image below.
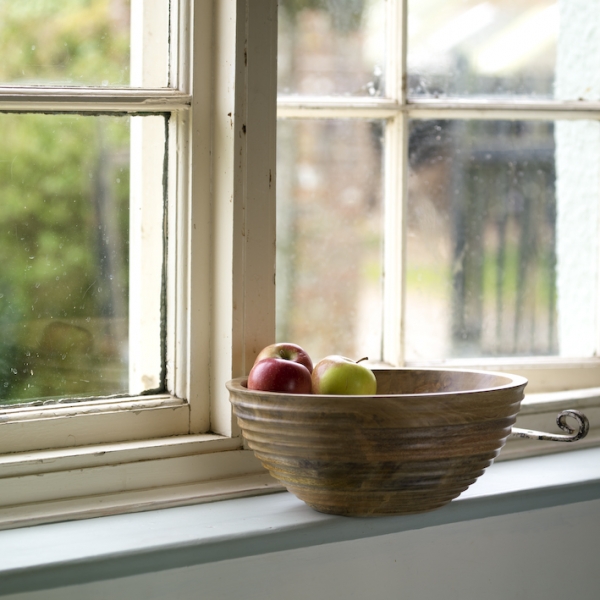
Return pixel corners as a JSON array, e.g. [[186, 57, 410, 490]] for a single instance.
[[278, 0, 385, 97], [0, 113, 165, 405], [0, 0, 168, 87], [276, 119, 384, 363], [406, 119, 598, 362], [408, 0, 558, 97]]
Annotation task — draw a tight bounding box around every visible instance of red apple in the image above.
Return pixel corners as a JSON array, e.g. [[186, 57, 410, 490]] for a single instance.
[[253, 342, 313, 374], [247, 357, 312, 394]]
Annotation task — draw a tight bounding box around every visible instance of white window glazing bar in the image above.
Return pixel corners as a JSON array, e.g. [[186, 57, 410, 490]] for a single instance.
[[277, 97, 401, 119], [278, 98, 600, 121], [382, 114, 407, 366], [407, 102, 600, 121], [380, 0, 408, 366], [129, 0, 171, 395], [0, 88, 191, 113], [180, 0, 213, 433], [409, 98, 600, 114], [388, 0, 408, 105]]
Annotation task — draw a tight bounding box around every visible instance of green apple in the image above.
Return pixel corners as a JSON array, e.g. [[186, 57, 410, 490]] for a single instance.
[[311, 355, 377, 395]]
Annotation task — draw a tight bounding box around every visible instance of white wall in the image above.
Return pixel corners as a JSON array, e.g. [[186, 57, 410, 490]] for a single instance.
[[6, 497, 600, 600]]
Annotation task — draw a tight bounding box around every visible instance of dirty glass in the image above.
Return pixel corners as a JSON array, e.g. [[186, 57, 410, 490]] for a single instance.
[[278, 0, 386, 97], [405, 119, 577, 361], [0, 113, 165, 404], [408, 0, 558, 98], [0, 0, 160, 87], [276, 119, 384, 363]]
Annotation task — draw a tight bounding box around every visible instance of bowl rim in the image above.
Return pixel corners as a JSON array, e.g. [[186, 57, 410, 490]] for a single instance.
[[226, 366, 528, 399]]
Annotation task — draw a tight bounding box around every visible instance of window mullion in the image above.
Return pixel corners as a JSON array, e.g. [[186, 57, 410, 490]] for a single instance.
[[385, 0, 407, 103], [237, 0, 278, 377], [382, 115, 408, 367], [381, 0, 409, 366], [175, 0, 212, 432], [128, 0, 171, 395]]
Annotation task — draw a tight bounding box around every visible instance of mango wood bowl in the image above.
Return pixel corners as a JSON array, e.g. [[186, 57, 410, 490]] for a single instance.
[[226, 368, 527, 516]]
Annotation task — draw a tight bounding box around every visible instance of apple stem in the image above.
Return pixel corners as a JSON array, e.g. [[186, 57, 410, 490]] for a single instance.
[[356, 356, 369, 364]]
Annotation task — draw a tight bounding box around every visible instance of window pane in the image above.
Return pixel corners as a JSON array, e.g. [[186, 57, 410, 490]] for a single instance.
[[278, 0, 385, 97], [0, 113, 165, 405], [276, 119, 384, 363], [0, 0, 168, 87], [406, 119, 598, 362], [408, 0, 558, 97]]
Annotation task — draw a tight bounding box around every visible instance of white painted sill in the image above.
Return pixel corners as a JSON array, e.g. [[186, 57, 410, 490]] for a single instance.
[[1, 446, 599, 597], [1, 385, 599, 531]]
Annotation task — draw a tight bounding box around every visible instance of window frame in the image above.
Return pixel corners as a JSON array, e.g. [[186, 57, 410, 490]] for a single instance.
[[275, 1, 600, 450], [276, 1, 600, 387], [0, 0, 281, 530], [0, 0, 599, 531]]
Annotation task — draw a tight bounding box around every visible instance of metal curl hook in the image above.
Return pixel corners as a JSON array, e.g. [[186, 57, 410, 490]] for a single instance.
[[510, 409, 590, 443]]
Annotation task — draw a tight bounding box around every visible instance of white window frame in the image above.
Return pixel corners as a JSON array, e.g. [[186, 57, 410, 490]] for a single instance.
[[0, 0, 282, 530], [0, 0, 599, 531], [276, 1, 600, 449]]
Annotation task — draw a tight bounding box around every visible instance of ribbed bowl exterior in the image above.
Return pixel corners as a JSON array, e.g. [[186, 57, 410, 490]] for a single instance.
[[227, 368, 527, 516]]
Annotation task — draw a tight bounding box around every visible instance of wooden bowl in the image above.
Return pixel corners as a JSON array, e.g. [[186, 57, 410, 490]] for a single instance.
[[226, 368, 527, 516]]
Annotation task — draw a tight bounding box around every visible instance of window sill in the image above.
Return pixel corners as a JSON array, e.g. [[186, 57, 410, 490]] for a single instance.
[[1, 384, 599, 531], [1, 446, 600, 597], [0, 434, 280, 531]]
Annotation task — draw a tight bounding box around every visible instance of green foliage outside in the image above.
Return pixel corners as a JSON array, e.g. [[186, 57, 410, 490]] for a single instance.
[[0, 0, 130, 86], [0, 0, 132, 403]]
